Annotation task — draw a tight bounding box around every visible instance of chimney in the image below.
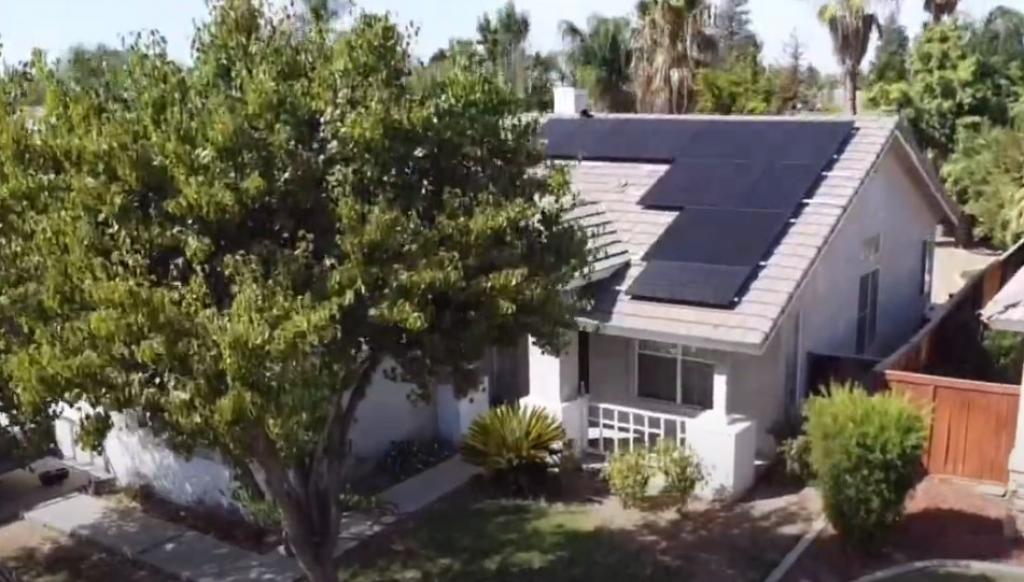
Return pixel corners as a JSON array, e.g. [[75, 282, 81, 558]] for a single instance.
[[553, 86, 589, 116]]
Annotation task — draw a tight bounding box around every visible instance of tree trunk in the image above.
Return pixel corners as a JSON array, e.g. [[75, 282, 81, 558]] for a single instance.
[[248, 354, 381, 582], [846, 68, 859, 116]]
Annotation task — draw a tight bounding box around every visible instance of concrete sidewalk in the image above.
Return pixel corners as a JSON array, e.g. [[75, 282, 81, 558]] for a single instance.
[[25, 494, 301, 582], [25, 458, 480, 576], [334, 457, 480, 556]]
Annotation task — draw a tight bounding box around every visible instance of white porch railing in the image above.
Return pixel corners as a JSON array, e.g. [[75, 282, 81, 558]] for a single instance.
[[585, 402, 690, 455]]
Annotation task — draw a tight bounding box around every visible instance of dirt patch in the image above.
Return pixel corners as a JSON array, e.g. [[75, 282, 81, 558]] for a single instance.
[[0, 519, 175, 581], [783, 477, 1024, 581], [116, 486, 281, 554]]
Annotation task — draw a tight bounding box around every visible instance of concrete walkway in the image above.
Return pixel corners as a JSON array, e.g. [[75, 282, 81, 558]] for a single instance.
[[335, 457, 480, 556], [25, 458, 480, 576], [25, 494, 302, 581]]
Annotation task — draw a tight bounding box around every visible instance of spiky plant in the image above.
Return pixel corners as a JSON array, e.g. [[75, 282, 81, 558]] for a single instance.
[[631, 0, 718, 114], [817, 0, 885, 114], [560, 15, 634, 112], [461, 404, 565, 494]]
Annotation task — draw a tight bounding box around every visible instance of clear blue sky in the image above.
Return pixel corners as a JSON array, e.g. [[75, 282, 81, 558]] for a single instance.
[[1, 0, 1019, 73]]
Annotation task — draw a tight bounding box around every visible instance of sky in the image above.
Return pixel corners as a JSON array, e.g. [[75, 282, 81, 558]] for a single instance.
[[1, 0, 1020, 73]]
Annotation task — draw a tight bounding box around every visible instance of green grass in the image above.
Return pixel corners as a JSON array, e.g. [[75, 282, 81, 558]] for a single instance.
[[338, 485, 816, 582], [340, 499, 679, 581]]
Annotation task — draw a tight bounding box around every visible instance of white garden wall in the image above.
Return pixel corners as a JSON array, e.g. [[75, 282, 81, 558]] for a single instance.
[[55, 357, 454, 509]]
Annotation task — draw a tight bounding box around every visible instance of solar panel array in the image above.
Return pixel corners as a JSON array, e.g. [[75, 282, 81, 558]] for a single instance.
[[543, 117, 854, 307]]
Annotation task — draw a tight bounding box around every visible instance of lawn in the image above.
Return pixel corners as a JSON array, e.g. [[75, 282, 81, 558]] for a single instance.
[[339, 476, 819, 582]]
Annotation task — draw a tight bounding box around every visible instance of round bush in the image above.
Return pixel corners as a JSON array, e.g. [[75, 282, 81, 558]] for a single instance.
[[805, 383, 927, 548], [604, 448, 651, 508]]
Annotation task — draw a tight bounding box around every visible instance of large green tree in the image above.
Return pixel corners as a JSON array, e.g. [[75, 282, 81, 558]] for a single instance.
[[632, 0, 718, 114], [560, 15, 634, 112], [696, 44, 777, 115], [476, 2, 559, 111], [872, 22, 1010, 162], [713, 0, 758, 60], [943, 119, 1024, 248], [0, 3, 587, 581], [777, 31, 806, 112], [868, 12, 910, 86]]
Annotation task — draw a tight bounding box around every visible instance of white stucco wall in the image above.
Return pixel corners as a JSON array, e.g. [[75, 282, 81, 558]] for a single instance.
[[796, 143, 938, 363], [348, 358, 438, 460], [55, 357, 442, 509]]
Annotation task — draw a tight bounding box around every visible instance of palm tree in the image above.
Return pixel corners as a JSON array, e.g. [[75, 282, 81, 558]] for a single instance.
[[560, 15, 634, 112], [924, 0, 959, 24], [631, 0, 718, 114], [477, 1, 531, 91], [817, 0, 884, 115]]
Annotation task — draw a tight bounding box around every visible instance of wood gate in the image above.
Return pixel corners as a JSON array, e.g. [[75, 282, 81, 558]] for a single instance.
[[886, 370, 1019, 484]]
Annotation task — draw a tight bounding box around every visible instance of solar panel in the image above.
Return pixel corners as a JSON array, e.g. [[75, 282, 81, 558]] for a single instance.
[[541, 117, 855, 308], [543, 117, 705, 162], [543, 118, 853, 166], [643, 209, 791, 267], [638, 160, 763, 209], [626, 261, 751, 307]]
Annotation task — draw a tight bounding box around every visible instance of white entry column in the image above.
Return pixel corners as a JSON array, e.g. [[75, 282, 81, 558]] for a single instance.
[[521, 334, 587, 452]]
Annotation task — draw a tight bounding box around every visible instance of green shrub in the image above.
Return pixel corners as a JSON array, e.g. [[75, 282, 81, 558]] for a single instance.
[[604, 448, 651, 508], [805, 382, 927, 548], [780, 435, 814, 483], [461, 404, 565, 495], [232, 485, 282, 530], [653, 440, 705, 505]]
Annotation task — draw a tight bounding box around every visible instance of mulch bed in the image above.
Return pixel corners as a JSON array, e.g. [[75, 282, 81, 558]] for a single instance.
[[125, 486, 282, 554], [783, 477, 1024, 581]]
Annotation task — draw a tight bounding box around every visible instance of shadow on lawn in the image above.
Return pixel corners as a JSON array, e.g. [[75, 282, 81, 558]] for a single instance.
[[340, 480, 819, 582]]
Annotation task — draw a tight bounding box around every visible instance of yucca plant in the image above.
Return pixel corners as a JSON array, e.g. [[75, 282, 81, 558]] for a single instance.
[[461, 404, 565, 495]]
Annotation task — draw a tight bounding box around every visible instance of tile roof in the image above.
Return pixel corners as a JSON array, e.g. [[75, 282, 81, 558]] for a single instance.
[[565, 115, 912, 353], [567, 199, 631, 288]]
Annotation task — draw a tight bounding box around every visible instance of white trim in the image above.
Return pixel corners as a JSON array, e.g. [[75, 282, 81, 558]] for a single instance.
[[760, 134, 901, 354], [893, 130, 961, 228]]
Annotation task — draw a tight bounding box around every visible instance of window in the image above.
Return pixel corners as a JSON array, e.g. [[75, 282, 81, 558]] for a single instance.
[[856, 269, 880, 355], [636, 340, 714, 409], [921, 239, 934, 296]]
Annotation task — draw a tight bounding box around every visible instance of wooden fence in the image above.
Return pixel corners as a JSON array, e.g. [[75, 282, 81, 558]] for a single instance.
[[887, 369, 1019, 484], [873, 241, 1024, 484]]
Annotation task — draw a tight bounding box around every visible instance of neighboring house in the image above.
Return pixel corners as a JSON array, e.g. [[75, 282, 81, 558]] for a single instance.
[[522, 88, 960, 499]]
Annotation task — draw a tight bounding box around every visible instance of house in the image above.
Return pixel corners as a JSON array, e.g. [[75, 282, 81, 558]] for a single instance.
[[520, 88, 960, 498], [52, 87, 959, 509]]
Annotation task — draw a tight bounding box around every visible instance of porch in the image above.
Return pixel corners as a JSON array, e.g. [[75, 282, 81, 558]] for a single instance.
[[521, 331, 762, 499]]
